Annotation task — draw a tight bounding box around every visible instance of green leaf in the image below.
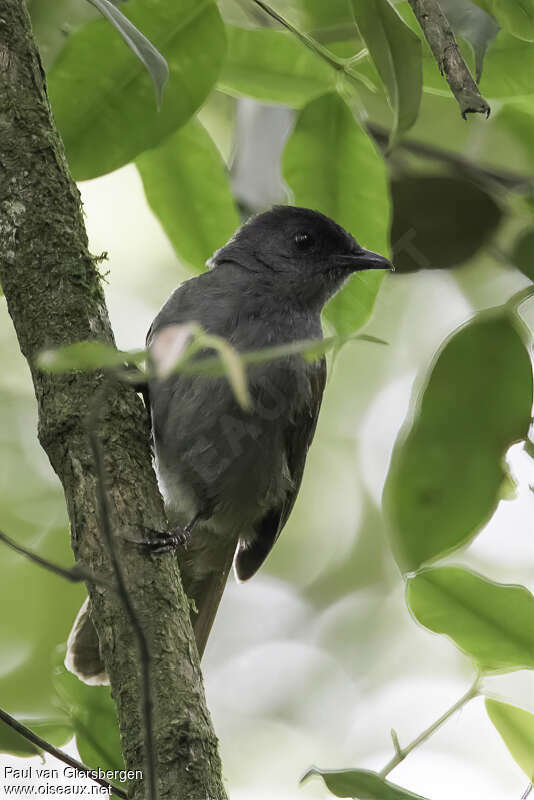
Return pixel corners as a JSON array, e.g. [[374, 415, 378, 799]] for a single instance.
[[86, 0, 168, 108], [0, 717, 71, 757], [478, 32, 534, 96], [407, 567, 534, 672], [391, 176, 502, 272], [384, 312, 532, 572], [136, 119, 240, 272], [511, 228, 534, 281], [195, 332, 251, 410], [302, 767, 430, 799], [486, 698, 534, 778], [48, 0, 226, 180], [28, 0, 97, 70], [282, 92, 391, 337], [54, 664, 124, 773], [497, 100, 534, 170], [38, 341, 145, 372], [218, 26, 335, 108], [471, 0, 534, 42], [350, 0, 422, 141]]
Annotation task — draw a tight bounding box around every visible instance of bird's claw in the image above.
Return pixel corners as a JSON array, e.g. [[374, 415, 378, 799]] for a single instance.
[[142, 526, 192, 554]]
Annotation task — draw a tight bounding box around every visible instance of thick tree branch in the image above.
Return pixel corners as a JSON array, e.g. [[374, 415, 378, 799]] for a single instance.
[[0, 3, 228, 799], [407, 0, 490, 118], [87, 399, 156, 800]]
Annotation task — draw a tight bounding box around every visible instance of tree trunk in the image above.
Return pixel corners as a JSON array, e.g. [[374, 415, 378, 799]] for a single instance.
[[0, 2, 228, 798]]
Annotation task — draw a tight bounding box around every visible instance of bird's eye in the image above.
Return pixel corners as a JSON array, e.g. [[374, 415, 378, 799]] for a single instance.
[[294, 231, 314, 250]]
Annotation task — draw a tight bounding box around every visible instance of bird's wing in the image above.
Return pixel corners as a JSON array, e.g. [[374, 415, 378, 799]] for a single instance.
[[235, 356, 327, 581]]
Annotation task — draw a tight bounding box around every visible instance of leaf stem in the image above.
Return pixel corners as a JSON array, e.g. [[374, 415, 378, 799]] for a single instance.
[[379, 678, 480, 778]]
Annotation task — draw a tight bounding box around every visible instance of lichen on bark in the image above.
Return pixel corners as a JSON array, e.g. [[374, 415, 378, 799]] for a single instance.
[[0, 2, 228, 798]]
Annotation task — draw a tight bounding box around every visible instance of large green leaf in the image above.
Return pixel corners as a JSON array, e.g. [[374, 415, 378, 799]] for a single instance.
[[407, 568, 534, 672], [54, 664, 124, 773], [480, 32, 534, 96], [136, 119, 240, 272], [391, 176, 502, 272], [384, 311, 532, 572], [282, 92, 391, 337], [350, 0, 422, 141], [48, 0, 226, 180], [0, 716, 71, 757], [486, 698, 534, 778], [218, 26, 335, 108], [87, 0, 168, 107], [471, 0, 534, 42], [303, 767, 429, 799], [28, 0, 97, 69], [497, 100, 534, 170]]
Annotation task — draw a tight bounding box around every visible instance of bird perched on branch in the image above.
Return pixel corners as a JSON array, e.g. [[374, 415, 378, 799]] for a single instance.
[[66, 205, 391, 683]]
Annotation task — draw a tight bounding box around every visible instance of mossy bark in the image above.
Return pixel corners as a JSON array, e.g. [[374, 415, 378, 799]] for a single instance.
[[0, 3, 228, 798]]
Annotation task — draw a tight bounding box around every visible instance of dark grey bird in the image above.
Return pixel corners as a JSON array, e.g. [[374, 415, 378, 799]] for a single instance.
[[66, 205, 391, 682]]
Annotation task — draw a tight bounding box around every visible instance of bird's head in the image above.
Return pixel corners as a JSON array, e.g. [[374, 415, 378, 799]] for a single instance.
[[209, 205, 392, 310]]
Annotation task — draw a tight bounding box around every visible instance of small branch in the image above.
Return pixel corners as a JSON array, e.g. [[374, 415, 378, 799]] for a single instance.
[[87, 392, 157, 800], [379, 679, 480, 777], [407, 0, 490, 119], [0, 529, 113, 589], [0, 707, 127, 799], [521, 783, 533, 799]]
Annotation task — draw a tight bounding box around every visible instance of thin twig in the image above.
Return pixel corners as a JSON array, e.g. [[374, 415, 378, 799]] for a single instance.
[[407, 0, 490, 118], [521, 783, 533, 800], [248, 0, 372, 90], [0, 529, 113, 589], [249, 0, 344, 72], [87, 384, 157, 800], [379, 679, 480, 777], [0, 707, 127, 798]]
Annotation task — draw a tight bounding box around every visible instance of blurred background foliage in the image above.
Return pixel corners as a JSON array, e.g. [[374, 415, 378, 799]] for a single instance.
[[2, 0, 534, 798]]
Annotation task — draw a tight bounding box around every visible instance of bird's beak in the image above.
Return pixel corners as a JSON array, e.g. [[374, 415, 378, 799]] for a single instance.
[[333, 248, 393, 272]]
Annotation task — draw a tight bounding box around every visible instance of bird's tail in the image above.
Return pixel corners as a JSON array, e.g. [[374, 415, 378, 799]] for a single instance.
[[65, 538, 237, 683], [180, 536, 237, 660]]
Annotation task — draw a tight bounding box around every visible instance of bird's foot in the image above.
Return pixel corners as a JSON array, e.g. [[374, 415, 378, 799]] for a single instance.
[[142, 525, 192, 554]]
